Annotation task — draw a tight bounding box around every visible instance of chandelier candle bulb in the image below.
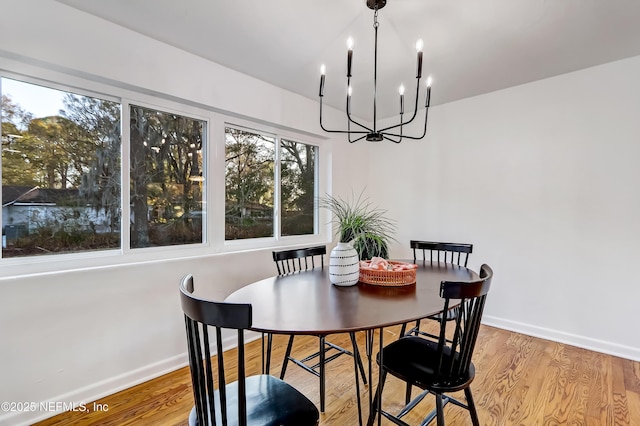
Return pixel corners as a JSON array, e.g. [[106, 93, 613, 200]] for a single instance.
[[416, 39, 424, 78], [399, 84, 405, 114], [347, 37, 354, 77], [319, 64, 326, 97], [425, 76, 432, 107]]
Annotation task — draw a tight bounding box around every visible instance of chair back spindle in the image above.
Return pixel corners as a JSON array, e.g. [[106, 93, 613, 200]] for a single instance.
[[436, 264, 492, 384], [180, 274, 319, 426], [410, 240, 473, 267], [273, 245, 326, 276], [181, 274, 252, 425], [270, 244, 366, 413], [366, 264, 493, 426]]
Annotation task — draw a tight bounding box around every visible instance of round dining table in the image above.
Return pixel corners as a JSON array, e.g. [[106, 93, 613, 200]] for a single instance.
[[225, 261, 478, 334], [223, 261, 479, 425]]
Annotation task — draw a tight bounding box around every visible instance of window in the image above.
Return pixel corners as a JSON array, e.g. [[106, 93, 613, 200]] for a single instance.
[[129, 105, 205, 248], [224, 127, 275, 240], [1, 77, 121, 258], [280, 138, 317, 236], [224, 126, 317, 241], [1, 70, 325, 269]]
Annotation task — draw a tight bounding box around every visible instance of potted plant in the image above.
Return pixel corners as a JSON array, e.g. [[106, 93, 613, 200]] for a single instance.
[[320, 192, 396, 285]]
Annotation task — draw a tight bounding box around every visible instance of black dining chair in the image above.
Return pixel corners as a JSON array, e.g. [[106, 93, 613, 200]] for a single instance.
[[367, 264, 493, 426], [400, 240, 474, 338], [179, 274, 320, 426], [271, 245, 367, 413]]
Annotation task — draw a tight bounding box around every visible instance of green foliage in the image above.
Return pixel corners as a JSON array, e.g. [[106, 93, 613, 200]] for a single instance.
[[129, 105, 204, 248], [320, 191, 396, 260], [63, 93, 122, 233], [353, 233, 389, 260], [224, 127, 275, 239], [4, 228, 120, 258]]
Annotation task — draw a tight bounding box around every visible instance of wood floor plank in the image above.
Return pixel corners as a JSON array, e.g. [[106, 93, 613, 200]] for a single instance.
[[33, 325, 640, 426], [611, 355, 631, 426], [585, 349, 613, 425], [623, 358, 640, 393]]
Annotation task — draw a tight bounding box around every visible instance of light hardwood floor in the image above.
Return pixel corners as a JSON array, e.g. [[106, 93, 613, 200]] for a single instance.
[[35, 324, 640, 425]]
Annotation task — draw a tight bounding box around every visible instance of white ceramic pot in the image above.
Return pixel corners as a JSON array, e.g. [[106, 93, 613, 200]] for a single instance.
[[329, 242, 360, 286]]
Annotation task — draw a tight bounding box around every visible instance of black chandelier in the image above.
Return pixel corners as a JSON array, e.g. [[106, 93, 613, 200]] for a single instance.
[[319, 0, 431, 143]]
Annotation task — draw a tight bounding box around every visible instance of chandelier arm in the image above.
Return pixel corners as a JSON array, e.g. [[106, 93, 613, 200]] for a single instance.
[[346, 76, 373, 133], [381, 111, 403, 143], [379, 107, 429, 140], [378, 77, 421, 133], [319, 97, 369, 134], [382, 135, 402, 144], [346, 110, 373, 133], [349, 134, 369, 143], [346, 106, 368, 143]]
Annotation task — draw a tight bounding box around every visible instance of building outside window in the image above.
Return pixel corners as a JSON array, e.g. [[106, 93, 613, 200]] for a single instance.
[[1, 77, 121, 257], [1, 74, 322, 266]]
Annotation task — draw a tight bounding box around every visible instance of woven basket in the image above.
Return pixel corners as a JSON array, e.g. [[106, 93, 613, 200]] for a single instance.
[[359, 261, 417, 287]]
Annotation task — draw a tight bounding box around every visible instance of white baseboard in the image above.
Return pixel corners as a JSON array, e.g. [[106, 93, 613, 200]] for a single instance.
[[0, 331, 262, 426], [483, 315, 640, 362]]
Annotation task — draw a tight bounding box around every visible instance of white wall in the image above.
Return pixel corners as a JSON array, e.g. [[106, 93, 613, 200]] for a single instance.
[[0, 1, 370, 425], [369, 55, 640, 361]]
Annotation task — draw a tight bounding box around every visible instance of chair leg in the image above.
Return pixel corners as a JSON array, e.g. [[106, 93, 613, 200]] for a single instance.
[[366, 370, 387, 426], [280, 335, 295, 379], [350, 332, 368, 385], [435, 393, 445, 426], [405, 383, 412, 404], [365, 330, 374, 411], [464, 387, 480, 426], [399, 322, 407, 336], [349, 333, 363, 426], [319, 335, 326, 413], [265, 333, 273, 374], [413, 319, 421, 336], [261, 332, 266, 374]]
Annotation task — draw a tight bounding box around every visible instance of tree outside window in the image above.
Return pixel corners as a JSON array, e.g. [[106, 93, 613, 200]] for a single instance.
[[224, 127, 275, 240], [129, 105, 205, 248], [1, 78, 121, 257], [280, 138, 316, 236], [224, 127, 317, 240]]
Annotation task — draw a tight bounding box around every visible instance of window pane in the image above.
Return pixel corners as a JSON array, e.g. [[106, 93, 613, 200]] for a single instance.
[[1, 77, 121, 257], [225, 127, 275, 240], [281, 139, 316, 236], [130, 105, 204, 248]]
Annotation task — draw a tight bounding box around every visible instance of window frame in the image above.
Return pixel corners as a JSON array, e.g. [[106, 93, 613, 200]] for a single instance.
[[0, 64, 331, 277], [124, 99, 210, 253], [213, 116, 329, 253]]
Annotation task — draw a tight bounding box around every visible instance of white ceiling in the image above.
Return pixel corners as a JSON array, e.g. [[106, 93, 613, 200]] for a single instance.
[[56, 0, 640, 120]]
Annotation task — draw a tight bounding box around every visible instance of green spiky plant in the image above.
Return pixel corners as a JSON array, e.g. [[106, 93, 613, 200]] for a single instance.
[[320, 191, 396, 260]]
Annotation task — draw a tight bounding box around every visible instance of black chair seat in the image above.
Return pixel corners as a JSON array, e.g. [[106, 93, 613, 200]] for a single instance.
[[180, 274, 319, 426], [378, 336, 475, 393], [368, 264, 493, 426], [188, 375, 319, 426]]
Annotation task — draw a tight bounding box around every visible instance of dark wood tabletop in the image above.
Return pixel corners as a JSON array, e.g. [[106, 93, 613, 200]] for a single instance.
[[223, 261, 479, 335]]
